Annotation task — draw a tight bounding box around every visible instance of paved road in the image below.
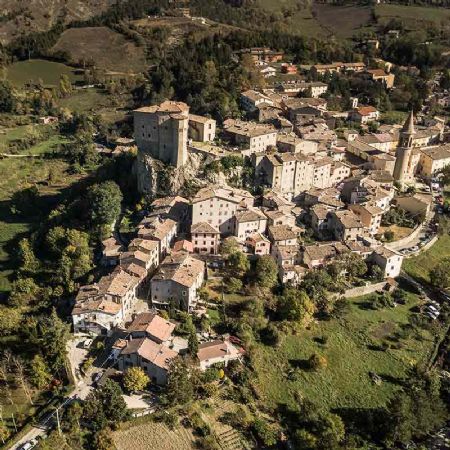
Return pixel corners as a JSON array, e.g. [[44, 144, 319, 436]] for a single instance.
[[9, 379, 93, 450]]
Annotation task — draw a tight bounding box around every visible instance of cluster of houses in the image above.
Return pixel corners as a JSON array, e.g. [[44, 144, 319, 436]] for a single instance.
[[71, 50, 450, 385], [111, 312, 243, 384]]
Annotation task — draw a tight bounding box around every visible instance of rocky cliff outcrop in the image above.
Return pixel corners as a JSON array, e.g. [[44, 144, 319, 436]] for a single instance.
[[135, 151, 206, 197]]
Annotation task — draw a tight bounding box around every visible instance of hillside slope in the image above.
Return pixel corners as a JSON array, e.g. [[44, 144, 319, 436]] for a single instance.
[[0, 0, 114, 44]]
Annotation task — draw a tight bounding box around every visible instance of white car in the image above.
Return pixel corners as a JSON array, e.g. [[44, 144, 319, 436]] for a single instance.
[[20, 439, 38, 450], [82, 338, 93, 349]]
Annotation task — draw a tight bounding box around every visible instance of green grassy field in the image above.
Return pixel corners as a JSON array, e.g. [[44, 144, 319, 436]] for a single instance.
[[375, 4, 450, 28], [403, 235, 450, 284], [57, 88, 131, 124], [5, 59, 82, 88], [251, 291, 434, 411]]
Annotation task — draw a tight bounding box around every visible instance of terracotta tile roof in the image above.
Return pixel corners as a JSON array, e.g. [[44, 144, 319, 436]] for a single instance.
[[120, 338, 178, 370], [234, 208, 266, 223], [152, 253, 205, 288], [246, 232, 269, 243], [128, 313, 176, 342], [129, 238, 159, 253], [197, 339, 241, 362], [97, 267, 140, 297], [356, 106, 378, 116], [268, 225, 301, 242], [189, 114, 214, 124], [192, 186, 254, 204], [134, 100, 189, 114], [333, 210, 364, 229], [173, 240, 194, 253], [421, 145, 450, 161], [121, 262, 147, 279], [304, 243, 339, 262], [72, 298, 122, 316], [191, 222, 220, 234]]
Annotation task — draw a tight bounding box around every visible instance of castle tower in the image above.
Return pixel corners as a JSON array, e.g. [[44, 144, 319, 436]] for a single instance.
[[133, 101, 189, 168], [393, 110, 415, 183]]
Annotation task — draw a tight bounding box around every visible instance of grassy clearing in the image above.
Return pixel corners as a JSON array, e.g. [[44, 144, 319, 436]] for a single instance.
[[57, 88, 131, 124], [52, 27, 146, 73], [379, 224, 414, 241], [403, 234, 450, 284], [251, 292, 434, 411], [113, 421, 195, 450], [313, 4, 374, 38], [375, 4, 450, 28], [5, 59, 82, 88]]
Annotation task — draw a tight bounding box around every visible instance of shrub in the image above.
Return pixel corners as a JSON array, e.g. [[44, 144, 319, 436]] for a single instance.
[[252, 417, 278, 447], [308, 353, 327, 371]]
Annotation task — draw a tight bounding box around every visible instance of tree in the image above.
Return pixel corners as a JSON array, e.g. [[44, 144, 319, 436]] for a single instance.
[[166, 357, 195, 405], [227, 251, 250, 278], [94, 428, 116, 450], [17, 238, 39, 274], [87, 181, 123, 227], [252, 417, 278, 447], [46, 227, 93, 291], [123, 367, 149, 393], [430, 258, 450, 290], [278, 288, 315, 324], [188, 330, 199, 357], [329, 252, 367, 280], [10, 185, 39, 216], [8, 277, 40, 307], [342, 252, 367, 279], [319, 413, 345, 448], [0, 306, 22, 336], [30, 354, 52, 389], [383, 368, 446, 447], [38, 308, 70, 375], [220, 238, 239, 258], [225, 277, 242, 294], [58, 74, 73, 98], [83, 379, 128, 432], [13, 356, 33, 404], [254, 255, 278, 289], [0, 81, 15, 113]]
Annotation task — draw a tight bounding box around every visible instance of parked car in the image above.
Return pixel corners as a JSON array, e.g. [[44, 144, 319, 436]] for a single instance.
[[426, 310, 439, 320], [82, 338, 93, 349], [410, 246, 419, 252], [426, 305, 439, 314], [19, 439, 38, 450]]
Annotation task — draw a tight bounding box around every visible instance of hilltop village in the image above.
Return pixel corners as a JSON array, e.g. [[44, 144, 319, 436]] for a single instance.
[[2, 10, 450, 445], [70, 48, 450, 388]]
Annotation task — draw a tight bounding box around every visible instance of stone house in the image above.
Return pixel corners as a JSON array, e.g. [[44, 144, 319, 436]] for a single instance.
[[191, 186, 254, 235], [116, 337, 178, 385], [245, 232, 270, 255], [197, 339, 243, 371], [233, 208, 267, 241], [188, 114, 216, 142], [348, 203, 383, 236], [326, 210, 365, 241], [191, 222, 220, 255], [369, 247, 403, 278], [150, 253, 205, 311]]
